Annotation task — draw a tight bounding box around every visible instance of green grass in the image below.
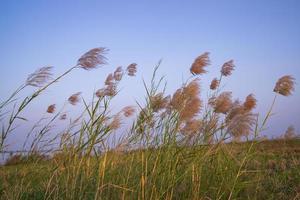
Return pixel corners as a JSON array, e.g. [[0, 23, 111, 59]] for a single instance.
[[1, 139, 299, 200]]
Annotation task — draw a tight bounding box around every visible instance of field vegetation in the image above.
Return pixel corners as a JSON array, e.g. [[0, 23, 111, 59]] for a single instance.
[[0, 47, 299, 199]]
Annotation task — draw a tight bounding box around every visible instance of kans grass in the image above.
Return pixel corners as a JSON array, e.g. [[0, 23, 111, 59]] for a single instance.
[[0, 48, 299, 199]]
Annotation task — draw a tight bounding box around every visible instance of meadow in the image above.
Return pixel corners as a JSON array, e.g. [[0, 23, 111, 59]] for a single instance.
[[0, 47, 299, 199]]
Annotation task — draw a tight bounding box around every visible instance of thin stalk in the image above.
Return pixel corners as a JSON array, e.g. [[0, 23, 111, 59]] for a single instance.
[[1, 66, 77, 150]]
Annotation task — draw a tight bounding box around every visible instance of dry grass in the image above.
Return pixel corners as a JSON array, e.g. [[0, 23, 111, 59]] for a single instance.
[[0, 47, 298, 200]]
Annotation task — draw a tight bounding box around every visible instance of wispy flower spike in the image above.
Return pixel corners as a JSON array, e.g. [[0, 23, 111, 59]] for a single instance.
[[211, 91, 232, 114], [210, 78, 219, 90], [95, 88, 106, 98], [243, 94, 257, 111], [105, 84, 117, 97], [170, 79, 202, 121], [109, 115, 121, 130], [150, 93, 170, 112], [114, 66, 123, 81], [96, 85, 117, 98], [225, 100, 244, 124], [105, 73, 114, 85], [227, 112, 256, 138], [180, 97, 201, 121], [273, 75, 295, 96], [190, 52, 210, 75], [127, 63, 137, 76], [26, 66, 53, 87], [221, 60, 235, 76], [68, 92, 81, 105], [77, 47, 108, 70], [122, 106, 136, 117], [181, 119, 202, 136], [46, 104, 56, 114], [178, 79, 202, 121]]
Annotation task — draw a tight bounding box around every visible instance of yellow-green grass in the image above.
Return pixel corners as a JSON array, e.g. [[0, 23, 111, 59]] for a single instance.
[[1, 139, 299, 200]]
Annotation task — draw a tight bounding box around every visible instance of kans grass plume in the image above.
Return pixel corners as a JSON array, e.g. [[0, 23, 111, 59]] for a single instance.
[[122, 106, 136, 117], [127, 63, 137, 76], [46, 104, 56, 114], [181, 119, 202, 136], [224, 94, 257, 138], [105, 73, 114, 85], [26, 66, 53, 87], [77, 47, 108, 70], [221, 60, 235, 76], [96, 67, 124, 98], [109, 114, 122, 130], [68, 92, 81, 105], [171, 79, 202, 121], [273, 75, 295, 96], [210, 92, 232, 114], [243, 94, 257, 111], [227, 112, 256, 138], [210, 78, 219, 90], [104, 84, 117, 97], [150, 93, 170, 112], [114, 66, 123, 81], [95, 88, 106, 98], [225, 100, 244, 123], [190, 52, 210, 75], [95, 86, 117, 98]]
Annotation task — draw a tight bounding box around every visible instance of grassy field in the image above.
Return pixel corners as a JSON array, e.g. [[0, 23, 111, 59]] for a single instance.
[[0, 48, 298, 199], [1, 139, 300, 200]]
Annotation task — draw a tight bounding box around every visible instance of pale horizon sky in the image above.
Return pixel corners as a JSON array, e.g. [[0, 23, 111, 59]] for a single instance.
[[0, 0, 299, 150]]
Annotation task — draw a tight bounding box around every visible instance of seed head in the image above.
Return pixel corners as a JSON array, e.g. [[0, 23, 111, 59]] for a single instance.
[[26, 66, 53, 87], [113, 66, 123, 81], [127, 63, 137, 76], [95, 88, 106, 98], [105, 73, 114, 85], [273, 75, 295, 96], [202, 114, 219, 134], [225, 100, 244, 123], [180, 97, 201, 121], [183, 79, 200, 97], [170, 88, 184, 110], [181, 119, 202, 135], [77, 47, 108, 70], [150, 93, 170, 112], [210, 78, 219, 90], [211, 92, 232, 114], [68, 92, 81, 105], [109, 115, 121, 130], [243, 94, 257, 111], [104, 84, 117, 97], [227, 112, 256, 138], [122, 106, 136, 117], [190, 52, 210, 75], [221, 60, 235, 76], [46, 104, 56, 113], [171, 79, 202, 121]]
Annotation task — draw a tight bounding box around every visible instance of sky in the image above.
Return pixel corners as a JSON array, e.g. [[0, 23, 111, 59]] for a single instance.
[[0, 0, 299, 149]]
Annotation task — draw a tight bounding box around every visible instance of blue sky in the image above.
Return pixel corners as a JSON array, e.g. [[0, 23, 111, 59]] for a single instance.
[[0, 0, 299, 147]]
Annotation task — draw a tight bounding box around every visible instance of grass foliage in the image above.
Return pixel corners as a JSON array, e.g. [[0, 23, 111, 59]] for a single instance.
[[0, 48, 299, 199]]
